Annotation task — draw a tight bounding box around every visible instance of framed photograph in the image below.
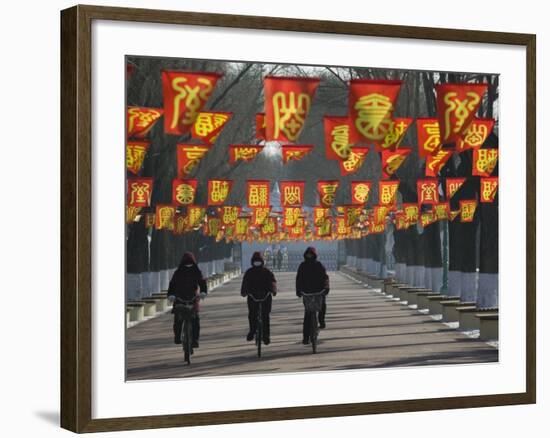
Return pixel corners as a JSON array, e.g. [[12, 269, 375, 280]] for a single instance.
[[60, 4, 536, 433]]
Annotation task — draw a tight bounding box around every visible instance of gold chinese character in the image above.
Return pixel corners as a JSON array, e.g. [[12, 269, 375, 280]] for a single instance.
[[249, 184, 268, 207], [330, 125, 352, 159], [171, 76, 213, 130], [476, 149, 499, 174], [423, 122, 441, 153], [284, 186, 302, 205], [354, 93, 393, 141], [129, 182, 151, 205], [272, 92, 311, 141], [353, 184, 370, 203], [175, 183, 195, 205], [443, 91, 481, 140]]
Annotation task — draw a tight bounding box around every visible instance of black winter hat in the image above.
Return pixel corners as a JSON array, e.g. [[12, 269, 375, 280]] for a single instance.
[[304, 246, 317, 259], [251, 251, 265, 266]]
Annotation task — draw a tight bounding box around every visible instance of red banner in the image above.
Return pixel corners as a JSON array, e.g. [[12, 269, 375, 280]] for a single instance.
[[264, 76, 320, 142], [446, 177, 466, 199], [229, 145, 263, 164], [207, 179, 233, 205], [457, 118, 495, 152], [417, 179, 439, 204], [206, 217, 221, 237], [420, 210, 436, 227], [460, 200, 477, 222], [381, 149, 411, 178], [434, 202, 450, 221], [339, 147, 369, 176], [449, 210, 460, 221], [351, 181, 372, 205], [221, 206, 240, 225], [372, 205, 389, 225], [247, 180, 270, 208], [345, 206, 362, 227], [261, 217, 278, 236], [317, 180, 340, 207], [281, 145, 313, 164], [472, 148, 499, 176], [379, 180, 399, 206], [403, 203, 419, 225], [283, 207, 302, 228], [188, 206, 206, 228], [316, 217, 332, 237], [191, 111, 232, 144], [172, 179, 198, 206], [127, 177, 153, 207], [126, 206, 142, 224], [235, 217, 251, 235], [174, 214, 189, 236], [416, 118, 442, 157], [323, 116, 358, 160], [256, 113, 266, 140], [280, 180, 305, 207], [127, 107, 163, 138], [144, 212, 156, 228], [161, 70, 221, 135], [126, 140, 150, 174], [349, 79, 402, 142], [313, 207, 330, 226], [480, 177, 499, 203], [252, 207, 271, 225], [376, 117, 413, 152], [176, 144, 211, 178], [155, 205, 176, 230], [436, 83, 488, 144], [425, 150, 452, 177]]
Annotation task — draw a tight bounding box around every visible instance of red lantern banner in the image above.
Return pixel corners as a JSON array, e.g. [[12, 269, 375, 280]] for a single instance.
[[370, 221, 385, 234], [126, 206, 142, 224], [172, 179, 197, 206], [208, 179, 233, 205], [126, 140, 150, 174], [317, 180, 340, 207], [174, 214, 189, 236], [345, 206, 362, 227], [373, 205, 389, 225], [145, 212, 156, 228], [434, 202, 450, 221], [229, 145, 263, 164], [395, 211, 407, 230], [460, 200, 478, 222], [313, 207, 330, 226], [336, 217, 350, 236], [283, 207, 302, 228], [127, 107, 163, 138], [416, 118, 442, 157], [264, 76, 320, 142], [349, 79, 402, 142], [323, 116, 358, 160], [221, 206, 240, 225], [280, 180, 305, 207], [403, 203, 419, 225], [188, 206, 206, 228], [377, 117, 413, 152], [256, 113, 266, 140], [339, 147, 369, 176], [247, 180, 270, 208], [206, 217, 221, 237], [457, 118, 495, 152], [155, 205, 176, 230], [252, 207, 271, 225], [417, 179, 439, 204], [381, 149, 411, 179], [351, 181, 372, 205], [161, 70, 221, 135], [261, 217, 278, 236], [281, 145, 313, 164], [191, 111, 232, 144], [176, 144, 211, 178], [127, 177, 153, 207], [446, 177, 466, 199], [379, 180, 400, 206], [480, 177, 499, 203], [436, 83, 488, 144], [472, 148, 499, 176], [449, 210, 460, 221], [235, 217, 251, 235], [420, 211, 436, 227], [425, 150, 452, 177], [316, 218, 332, 237]]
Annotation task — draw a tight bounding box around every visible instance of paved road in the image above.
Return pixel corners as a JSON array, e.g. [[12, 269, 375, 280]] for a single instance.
[[126, 271, 497, 380]]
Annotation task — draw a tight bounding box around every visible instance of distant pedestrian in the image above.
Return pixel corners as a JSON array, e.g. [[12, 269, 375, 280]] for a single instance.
[[276, 248, 283, 271]]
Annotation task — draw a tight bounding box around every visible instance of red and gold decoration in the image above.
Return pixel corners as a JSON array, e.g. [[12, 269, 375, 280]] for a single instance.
[[221, 206, 240, 225], [126, 206, 142, 224], [155, 205, 176, 230], [351, 181, 372, 205], [379, 180, 399, 206], [235, 217, 251, 236], [188, 206, 206, 228], [435, 83, 488, 144], [264, 76, 320, 142], [376, 117, 413, 151], [283, 207, 302, 228], [127, 107, 163, 138], [280, 180, 305, 207], [207, 179, 233, 205], [161, 70, 221, 135], [349, 79, 402, 142], [420, 210, 436, 227], [416, 118, 442, 157], [425, 149, 452, 177], [127, 177, 153, 207], [381, 149, 411, 178], [247, 180, 270, 208], [255, 113, 266, 140], [480, 177, 499, 203], [176, 144, 211, 178], [281, 145, 313, 164], [434, 202, 450, 221], [373, 205, 390, 225], [252, 207, 271, 225], [191, 111, 232, 144], [316, 217, 332, 237], [460, 200, 477, 222], [449, 210, 461, 221], [472, 148, 499, 176], [229, 144, 263, 164], [172, 178, 197, 206], [457, 118, 495, 151], [126, 140, 150, 174], [417, 179, 439, 205], [317, 180, 340, 207], [403, 203, 419, 225], [261, 217, 278, 236], [339, 147, 369, 176], [446, 177, 466, 199], [206, 217, 221, 237], [313, 207, 330, 226], [145, 212, 156, 228], [323, 116, 358, 160], [174, 214, 189, 235]]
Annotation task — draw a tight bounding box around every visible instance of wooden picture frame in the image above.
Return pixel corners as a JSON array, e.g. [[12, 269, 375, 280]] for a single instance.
[[60, 4, 536, 433]]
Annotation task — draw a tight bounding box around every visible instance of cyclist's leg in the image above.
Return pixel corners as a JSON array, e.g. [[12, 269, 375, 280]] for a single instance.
[[319, 295, 327, 329], [173, 312, 183, 344], [262, 306, 270, 344], [303, 306, 311, 343], [247, 297, 257, 340]]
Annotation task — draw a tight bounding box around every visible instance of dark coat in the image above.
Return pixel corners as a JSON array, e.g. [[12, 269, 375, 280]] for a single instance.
[[167, 264, 207, 301], [296, 259, 329, 296], [240, 266, 277, 299]]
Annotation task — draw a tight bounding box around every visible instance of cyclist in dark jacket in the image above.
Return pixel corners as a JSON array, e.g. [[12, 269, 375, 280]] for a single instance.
[[167, 252, 207, 347], [240, 251, 277, 345], [296, 246, 330, 344]]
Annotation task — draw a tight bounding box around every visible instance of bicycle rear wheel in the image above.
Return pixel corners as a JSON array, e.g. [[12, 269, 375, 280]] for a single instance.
[[310, 312, 318, 354], [183, 318, 192, 364]]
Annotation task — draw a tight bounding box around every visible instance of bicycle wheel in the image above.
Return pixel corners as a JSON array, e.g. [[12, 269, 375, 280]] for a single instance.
[[257, 305, 262, 358], [310, 311, 318, 354], [183, 318, 191, 364]]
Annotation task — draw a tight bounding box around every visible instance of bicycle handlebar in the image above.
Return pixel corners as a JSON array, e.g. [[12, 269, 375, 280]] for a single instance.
[[247, 292, 273, 303], [300, 289, 327, 297], [174, 296, 199, 305]]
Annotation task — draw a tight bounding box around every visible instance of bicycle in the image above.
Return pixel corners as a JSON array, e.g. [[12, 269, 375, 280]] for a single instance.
[[247, 293, 272, 358], [300, 289, 326, 354], [174, 296, 199, 364]]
